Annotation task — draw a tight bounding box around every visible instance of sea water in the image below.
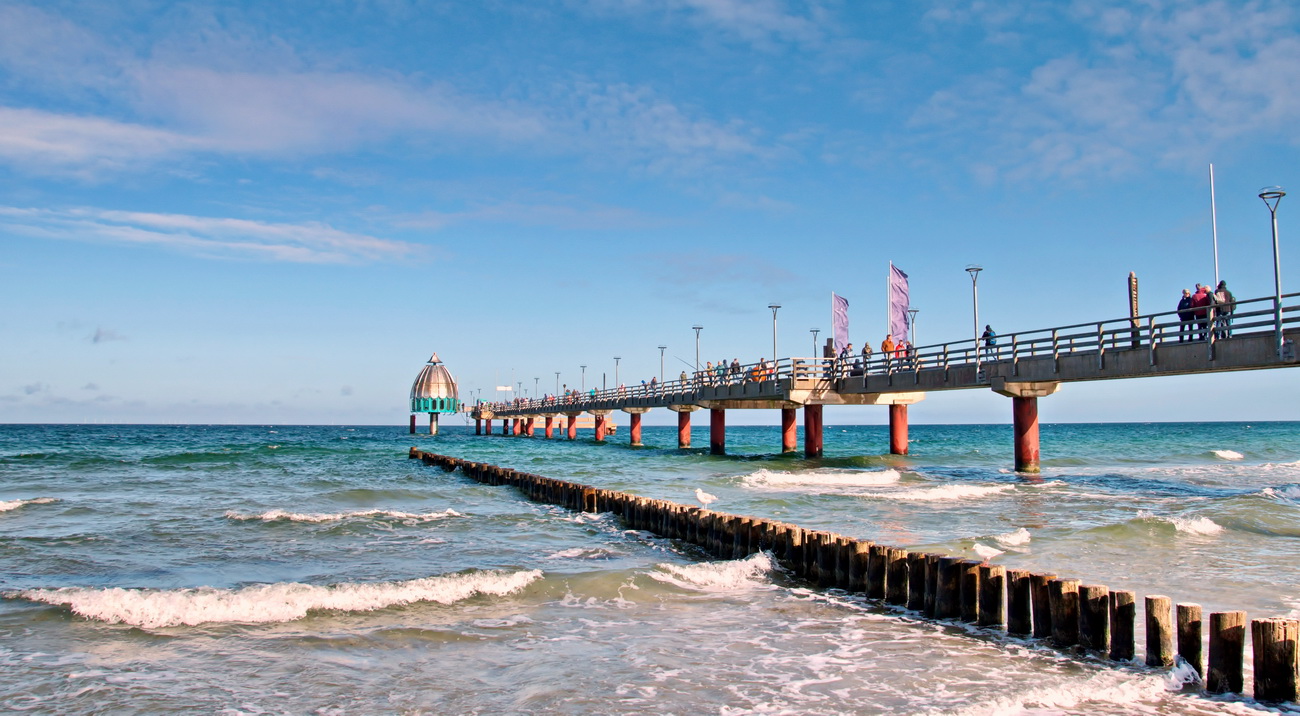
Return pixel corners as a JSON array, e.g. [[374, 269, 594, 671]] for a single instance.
[[1, 422, 1298, 714]]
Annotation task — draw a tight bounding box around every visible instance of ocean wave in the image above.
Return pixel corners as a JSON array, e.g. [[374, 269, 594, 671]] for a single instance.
[[224, 508, 462, 524], [1260, 484, 1300, 503], [648, 552, 775, 592], [992, 527, 1031, 547], [545, 547, 617, 560], [1136, 511, 1223, 536], [873, 484, 1016, 502], [1211, 449, 1244, 460], [740, 468, 901, 489], [9, 569, 543, 628], [0, 497, 59, 513], [948, 664, 1196, 716]]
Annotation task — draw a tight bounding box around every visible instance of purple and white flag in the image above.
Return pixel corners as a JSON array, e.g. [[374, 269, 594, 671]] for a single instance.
[[888, 263, 910, 344], [831, 292, 849, 354]]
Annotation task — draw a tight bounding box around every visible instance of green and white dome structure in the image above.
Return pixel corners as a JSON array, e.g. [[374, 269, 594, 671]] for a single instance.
[[409, 353, 460, 435]]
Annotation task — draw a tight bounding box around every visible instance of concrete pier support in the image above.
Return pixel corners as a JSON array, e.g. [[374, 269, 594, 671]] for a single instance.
[[710, 408, 725, 455], [669, 405, 698, 448], [992, 379, 1061, 474], [781, 408, 797, 453], [475, 418, 481, 436], [889, 404, 908, 455], [594, 414, 607, 441], [512, 419, 522, 437], [484, 419, 493, 436], [804, 404, 823, 458], [525, 417, 535, 438], [544, 416, 554, 439], [429, 413, 439, 436], [630, 413, 642, 445], [501, 419, 508, 435], [409, 414, 416, 434], [566, 413, 578, 440]]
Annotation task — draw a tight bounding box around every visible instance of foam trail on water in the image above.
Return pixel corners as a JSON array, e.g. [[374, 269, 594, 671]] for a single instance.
[[649, 552, 775, 592], [224, 508, 461, 524], [1137, 511, 1224, 536], [873, 484, 1015, 502], [1212, 449, 1244, 460], [992, 527, 1032, 547], [741, 468, 901, 489], [948, 667, 1191, 716], [10, 570, 543, 628], [0, 497, 58, 513]]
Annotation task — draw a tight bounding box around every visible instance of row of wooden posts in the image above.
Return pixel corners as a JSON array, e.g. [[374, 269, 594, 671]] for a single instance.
[[410, 448, 1299, 703]]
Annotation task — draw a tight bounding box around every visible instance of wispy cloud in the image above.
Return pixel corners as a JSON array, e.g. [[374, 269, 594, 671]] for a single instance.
[[400, 195, 665, 231], [584, 0, 827, 48], [91, 328, 127, 344], [0, 207, 424, 264]]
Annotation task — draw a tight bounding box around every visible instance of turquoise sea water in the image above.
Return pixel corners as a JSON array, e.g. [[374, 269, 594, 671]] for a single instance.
[[1, 421, 1298, 714]]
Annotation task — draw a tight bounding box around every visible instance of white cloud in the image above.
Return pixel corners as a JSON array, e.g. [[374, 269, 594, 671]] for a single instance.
[[584, 0, 827, 47], [0, 206, 424, 264]]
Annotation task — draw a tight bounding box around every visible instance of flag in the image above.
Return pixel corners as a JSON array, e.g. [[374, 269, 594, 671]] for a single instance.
[[888, 263, 910, 344], [495, 385, 513, 391], [832, 292, 849, 354]]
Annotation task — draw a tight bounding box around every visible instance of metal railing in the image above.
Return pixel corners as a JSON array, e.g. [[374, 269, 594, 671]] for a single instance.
[[477, 292, 1299, 415]]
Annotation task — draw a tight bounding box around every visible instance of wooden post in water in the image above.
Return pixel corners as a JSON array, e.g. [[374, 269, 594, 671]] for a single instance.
[[907, 552, 928, 611], [867, 544, 888, 600], [1252, 618, 1299, 702], [924, 555, 940, 618], [959, 560, 981, 623], [1207, 611, 1246, 694], [978, 564, 1006, 629], [1079, 584, 1110, 653], [1109, 590, 1136, 661], [1146, 595, 1175, 667], [936, 557, 961, 619], [1049, 579, 1080, 647], [1030, 573, 1057, 639], [849, 541, 870, 593], [1177, 603, 1203, 678], [885, 549, 909, 605], [1007, 569, 1032, 635]]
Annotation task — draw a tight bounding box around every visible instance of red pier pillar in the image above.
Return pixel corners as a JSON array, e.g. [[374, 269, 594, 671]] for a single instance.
[[1013, 396, 1040, 473], [512, 419, 522, 436], [595, 414, 607, 442], [677, 410, 691, 448], [485, 419, 493, 436], [889, 404, 908, 455], [409, 414, 416, 434], [781, 408, 797, 453], [525, 417, 535, 437], [630, 413, 643, 446], [804, 404, 823, 458], [567, 414, 578, 440], [710, 408, 725, 455], [501, 419, 508, 435], [544, 416, 554, 439], [474, 418, 481, 435]]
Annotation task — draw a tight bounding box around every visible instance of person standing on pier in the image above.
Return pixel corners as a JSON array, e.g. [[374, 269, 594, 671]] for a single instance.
[[1214, 280, 1235, 338], [981, 325, 997, 358], [1191, 284, 1212, 341], [881, 334, 895, 371], [1177, 289, 1194, 342]]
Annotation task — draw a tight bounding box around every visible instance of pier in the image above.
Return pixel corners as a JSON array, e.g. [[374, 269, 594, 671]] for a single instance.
[[471, 293, 1300, 471], [411, 449, 1300, 705]]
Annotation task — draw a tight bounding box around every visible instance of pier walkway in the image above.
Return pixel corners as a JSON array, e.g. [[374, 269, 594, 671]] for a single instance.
[[468, 293, 1300, 471]]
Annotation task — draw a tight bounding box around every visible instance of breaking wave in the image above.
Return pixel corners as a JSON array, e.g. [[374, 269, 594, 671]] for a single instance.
[[1136, 511, 1224, 536], [224, 508, 462, 524], [1211, 449, 1244, 460], [740, 468, 901, 489], [875, 484, 1016, 502], [10, 569, 543, 628], [648, 552, 775, 592], [0, 497, 58, 513]]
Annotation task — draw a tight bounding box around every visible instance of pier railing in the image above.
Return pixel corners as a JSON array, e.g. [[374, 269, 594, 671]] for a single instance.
[[478, 292, 1300, 414]]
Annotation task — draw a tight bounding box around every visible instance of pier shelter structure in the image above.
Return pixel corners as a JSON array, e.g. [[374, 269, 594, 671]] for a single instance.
[[409, 353, 460, 435], [470, 293, 1300, 472]]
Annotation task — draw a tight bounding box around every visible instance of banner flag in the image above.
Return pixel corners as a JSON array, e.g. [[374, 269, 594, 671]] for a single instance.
[[888, 263, 910, 344], [495, 386, 513, 391], [832, 292, 850, 354]]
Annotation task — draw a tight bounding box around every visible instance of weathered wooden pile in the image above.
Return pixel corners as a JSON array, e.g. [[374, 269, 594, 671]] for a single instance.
[[411, 448, 1299, 703]]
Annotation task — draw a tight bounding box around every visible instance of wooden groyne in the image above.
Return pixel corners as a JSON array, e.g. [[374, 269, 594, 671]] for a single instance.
[[410, 448, 1299, 704]]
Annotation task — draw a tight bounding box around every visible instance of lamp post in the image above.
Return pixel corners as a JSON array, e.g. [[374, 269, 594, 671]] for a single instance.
[[908, 308, 919, 347], [534, 377, 539, 401], [580, 365, 586, 391], [614, 356, 621, 386], [517, 381, 522, 398], [692, 325, 703, 372], [658, 345, 667, 382], [768, 303, 781, 361], [810, 328, 820, 357], [966, 265, 983, 377], [554, 372, 560, 395], [1260, 186, 1287, 358]]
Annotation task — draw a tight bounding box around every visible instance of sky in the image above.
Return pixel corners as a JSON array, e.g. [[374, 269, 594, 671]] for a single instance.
[[1, 0, 1298, 427]]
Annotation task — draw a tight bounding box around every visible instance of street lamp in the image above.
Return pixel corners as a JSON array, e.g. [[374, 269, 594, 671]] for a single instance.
[[614, 356, 621, 386], [580, 365, 586, 391], [810, 328, 820, 357], [517, 380, 522, 398], [692, 325, 703, 371], [1260, 186, 1287, 358], [554, 372, 560, 395], [658, 345, 667, 382], [534, 377, 539, 400], [966, 265, 983, 377], [908, 308, 919, 347], [768, 303, 781, 360]]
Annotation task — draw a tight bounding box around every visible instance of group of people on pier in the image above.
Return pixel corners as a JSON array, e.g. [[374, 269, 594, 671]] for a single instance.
[[1176, 280, 1235, 342]]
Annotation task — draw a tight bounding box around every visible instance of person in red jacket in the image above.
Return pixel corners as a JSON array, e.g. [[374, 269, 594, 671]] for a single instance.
[[1190, 284, 1212, 341]]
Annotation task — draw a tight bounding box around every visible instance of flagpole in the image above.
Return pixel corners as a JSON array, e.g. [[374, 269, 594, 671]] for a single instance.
[[1210, 163, 1220, 286]]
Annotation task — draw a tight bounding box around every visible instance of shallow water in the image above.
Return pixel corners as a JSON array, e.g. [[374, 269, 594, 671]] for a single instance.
[[1, 422, 1298, 714]]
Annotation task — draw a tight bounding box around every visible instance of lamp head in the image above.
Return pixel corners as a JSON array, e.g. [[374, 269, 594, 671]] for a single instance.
[[965, 264, 983, 279], [1260, 186, 1286, 212]]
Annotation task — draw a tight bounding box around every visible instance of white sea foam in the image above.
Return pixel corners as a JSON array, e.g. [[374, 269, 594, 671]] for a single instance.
[[1212, 449, 1244, 460], [740, 468, 901, 489], [649, 552, 775, 592], [1261, 484, 1300, 502], [224, 508, 461, 524], [992, 527, 1032, 546], [947, 668, 1191, 716], [545, 547, 615, 560], [1137, 511, 1224, 536], [11, 569, 543, 628], [875, 484, 1015, 502], [0, 497, 58, 513]]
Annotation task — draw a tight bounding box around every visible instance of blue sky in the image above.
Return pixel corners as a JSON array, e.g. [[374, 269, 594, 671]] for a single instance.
[[1, 0, 1297, 426]]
